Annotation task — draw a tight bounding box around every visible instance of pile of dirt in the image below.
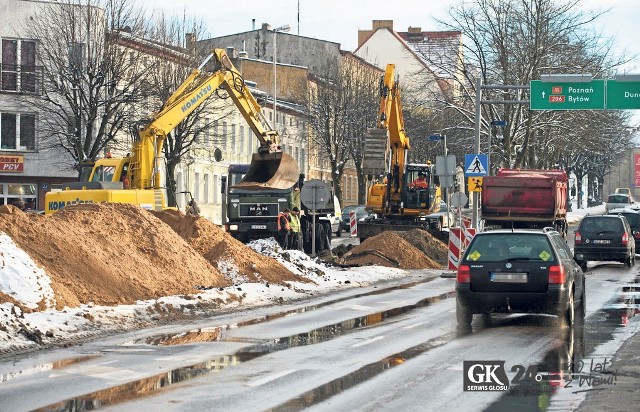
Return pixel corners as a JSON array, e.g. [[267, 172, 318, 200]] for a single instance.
[[397, 229, 449, 266], [0, 203, 231, 309], [151, 209, 305, 284], [341, 231, 441, 269]]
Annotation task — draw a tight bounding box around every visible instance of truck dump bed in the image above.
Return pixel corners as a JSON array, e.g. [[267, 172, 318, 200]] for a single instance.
[[482, 170, 567, 222]]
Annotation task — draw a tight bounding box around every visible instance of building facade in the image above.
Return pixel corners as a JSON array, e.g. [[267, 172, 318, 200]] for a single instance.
[[0, 0, 77, 210]]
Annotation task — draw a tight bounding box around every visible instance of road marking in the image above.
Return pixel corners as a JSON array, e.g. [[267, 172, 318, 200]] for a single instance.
[[347, 304, 373, 311], [350, 335, 385, 348], [100, 360, 119, 365], [247, 369, 297, 387], [403, 322, 427, 329]]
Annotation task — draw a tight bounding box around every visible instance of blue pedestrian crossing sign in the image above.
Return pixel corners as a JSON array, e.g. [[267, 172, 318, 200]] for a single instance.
[[464, 154, 488, 176]]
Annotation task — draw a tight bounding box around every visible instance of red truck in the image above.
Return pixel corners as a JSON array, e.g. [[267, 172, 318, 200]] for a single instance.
[[481, 169, 568, 236]]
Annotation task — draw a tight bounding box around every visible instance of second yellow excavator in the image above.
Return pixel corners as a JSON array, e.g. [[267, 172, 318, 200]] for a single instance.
[[45, 48, 298, 214], [358, 63, 443, 241]]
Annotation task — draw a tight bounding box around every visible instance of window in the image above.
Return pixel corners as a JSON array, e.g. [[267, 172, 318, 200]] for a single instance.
[[1, 183, 37, 209], [1, 39, 37, 92], [194, 172, 200, 202], [231, 124, 236, 152], [213, 175, 219, 204], [204, 174, 209, 203], [239, 125, 245, 154], [0, 113, 36, 150]]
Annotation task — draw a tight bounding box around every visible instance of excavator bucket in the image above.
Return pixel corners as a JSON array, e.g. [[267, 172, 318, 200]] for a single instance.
[[233, 152, 300, 190]]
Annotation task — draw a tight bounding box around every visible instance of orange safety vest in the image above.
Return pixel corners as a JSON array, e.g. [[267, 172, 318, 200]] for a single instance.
[[409, 177, 428, 189], [277, 212, 291, 231]]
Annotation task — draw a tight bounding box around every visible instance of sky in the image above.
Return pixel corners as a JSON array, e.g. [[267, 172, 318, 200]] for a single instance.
[[144, 0, 640, 71]]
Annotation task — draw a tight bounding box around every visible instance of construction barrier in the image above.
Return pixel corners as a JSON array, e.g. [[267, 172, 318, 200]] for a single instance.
[[448, 226, 476, 270], [350, 210, 357, 237]]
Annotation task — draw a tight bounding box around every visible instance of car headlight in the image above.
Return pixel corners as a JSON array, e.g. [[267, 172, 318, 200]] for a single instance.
[[229, 224, 239, 231]]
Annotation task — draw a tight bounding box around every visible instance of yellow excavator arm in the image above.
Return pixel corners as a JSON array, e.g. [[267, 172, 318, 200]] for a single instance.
[[130, 49, 284, 190], [378, 63, 410, 189], [45, 48, 299, 214]]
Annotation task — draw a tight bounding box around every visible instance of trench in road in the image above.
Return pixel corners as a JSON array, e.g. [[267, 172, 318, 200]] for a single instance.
[[32, 279, 456, 411]]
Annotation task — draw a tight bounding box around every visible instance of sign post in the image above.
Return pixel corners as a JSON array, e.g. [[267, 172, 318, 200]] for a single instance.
[[300, 179, 331, 257]]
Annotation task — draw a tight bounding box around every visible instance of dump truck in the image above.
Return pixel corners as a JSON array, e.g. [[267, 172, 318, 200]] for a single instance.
[[223, 164, 339, 254], [45, 48, 298, 214], [358, 63, 443, 242], [481, 169, 568, 236]]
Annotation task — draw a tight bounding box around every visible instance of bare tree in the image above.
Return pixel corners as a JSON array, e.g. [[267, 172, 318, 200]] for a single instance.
[[138, 13, 237, 207], [25, 0, 150, 170], [304, 54, 382, 204], [415, 0, 633, 176]]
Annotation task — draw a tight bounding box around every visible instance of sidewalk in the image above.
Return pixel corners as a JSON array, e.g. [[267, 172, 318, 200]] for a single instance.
[[576, 325, 640, 411]]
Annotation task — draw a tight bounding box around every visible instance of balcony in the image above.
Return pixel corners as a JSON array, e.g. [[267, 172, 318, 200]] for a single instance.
[[0, 64, 44, 94]]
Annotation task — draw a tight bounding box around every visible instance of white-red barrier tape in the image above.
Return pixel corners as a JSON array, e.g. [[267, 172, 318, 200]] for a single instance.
[[448, 226, 476, 270], [350, 210, 357, 237]]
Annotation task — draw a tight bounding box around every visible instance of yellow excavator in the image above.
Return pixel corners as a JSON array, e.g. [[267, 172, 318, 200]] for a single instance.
[[45, 49, 298, 214], [358, 63, 442, 241]]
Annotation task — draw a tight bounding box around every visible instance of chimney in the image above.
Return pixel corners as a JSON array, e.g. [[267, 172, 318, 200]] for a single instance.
[[372, 20, 393, 31], [252, 19, 256, 30], [408, 26, 422, 34], [261, 23, 271, 31]]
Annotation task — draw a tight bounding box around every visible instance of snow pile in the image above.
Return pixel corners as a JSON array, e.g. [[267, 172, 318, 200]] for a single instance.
[[0, 232, 54, 310], [247, 238, 327, 279]]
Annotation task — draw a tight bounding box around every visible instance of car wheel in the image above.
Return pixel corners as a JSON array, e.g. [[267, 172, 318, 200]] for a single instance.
[[562, 291, 575, 327], [456, 298, 473, 328], [578, 261, 587, 272]]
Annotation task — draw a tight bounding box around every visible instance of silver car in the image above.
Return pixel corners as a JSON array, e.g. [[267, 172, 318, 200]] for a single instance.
[[606, 193, 633, 212]]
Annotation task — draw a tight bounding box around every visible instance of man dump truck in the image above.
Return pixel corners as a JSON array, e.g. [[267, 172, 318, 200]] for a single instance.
[[45, 48, 298, 214], [358, 63, 443, 242], [481, 169, 568, 236], [223, 164, 338, 253]]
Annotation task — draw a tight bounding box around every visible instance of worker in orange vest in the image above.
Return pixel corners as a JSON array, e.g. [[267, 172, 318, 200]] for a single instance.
[[277, 208, 291, 248], [409, 171, 428, 189]]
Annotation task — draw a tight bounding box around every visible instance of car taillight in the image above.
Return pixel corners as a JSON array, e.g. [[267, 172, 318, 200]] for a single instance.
[[457, 264, 470, 283], [548, 265, 566, 284], [622, 232, 629, 246], [574, 231, 582, 245]]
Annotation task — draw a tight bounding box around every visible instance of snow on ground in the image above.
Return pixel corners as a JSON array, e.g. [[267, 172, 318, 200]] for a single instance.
[[0, 235, 416, 354], [0, 205, 603, 355]]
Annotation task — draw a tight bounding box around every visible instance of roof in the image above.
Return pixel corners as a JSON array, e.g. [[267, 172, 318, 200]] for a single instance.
[[396, 29, 462, 79]]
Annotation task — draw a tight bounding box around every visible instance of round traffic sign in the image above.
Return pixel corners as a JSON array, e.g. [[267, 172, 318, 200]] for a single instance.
[[300, 179, 331, 210], [450, 191, 468, 208]]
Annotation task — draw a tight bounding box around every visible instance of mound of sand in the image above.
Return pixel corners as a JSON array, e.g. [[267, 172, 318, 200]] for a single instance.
[[150, 209, 305, 284], [342, 231, 442, 269], [0, 203, 229, 309]]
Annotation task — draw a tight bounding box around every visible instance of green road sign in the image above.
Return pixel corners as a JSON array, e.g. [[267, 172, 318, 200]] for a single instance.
[[530, 80, 605, 110], [606, 80, 640, 109]]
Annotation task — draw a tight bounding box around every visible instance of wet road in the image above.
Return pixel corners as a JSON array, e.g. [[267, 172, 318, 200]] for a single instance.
[[0, 264, 637, 411]]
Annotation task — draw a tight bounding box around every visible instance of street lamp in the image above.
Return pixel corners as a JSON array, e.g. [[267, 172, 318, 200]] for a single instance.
[[272, 24, 290, 132]]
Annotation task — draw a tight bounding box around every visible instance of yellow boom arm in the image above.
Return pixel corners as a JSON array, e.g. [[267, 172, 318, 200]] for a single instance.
[[130, 49, 280, 190]]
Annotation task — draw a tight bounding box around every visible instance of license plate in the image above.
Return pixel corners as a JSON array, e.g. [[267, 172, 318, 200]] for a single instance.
[[490, 272, 528, 283], [251, 224, 267, 229], [593, 239, 611, 244]]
